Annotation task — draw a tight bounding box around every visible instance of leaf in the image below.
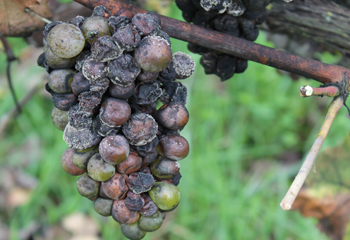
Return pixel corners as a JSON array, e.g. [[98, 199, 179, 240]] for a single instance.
[[0, 0, 52, 37], [293, 135, 350, 240]]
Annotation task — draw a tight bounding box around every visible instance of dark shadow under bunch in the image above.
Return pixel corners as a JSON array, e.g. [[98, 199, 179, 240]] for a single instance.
[[175, 0, 273, 81], [37, 5, 195, 239]]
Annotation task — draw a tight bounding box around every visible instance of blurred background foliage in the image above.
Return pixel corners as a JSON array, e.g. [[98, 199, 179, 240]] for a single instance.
[[1, 1, 350, 240]]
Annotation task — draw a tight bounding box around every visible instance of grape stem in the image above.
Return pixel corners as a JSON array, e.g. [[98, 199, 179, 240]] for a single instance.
[[279, 96, 344, 210], [73, 0, 350, 87]]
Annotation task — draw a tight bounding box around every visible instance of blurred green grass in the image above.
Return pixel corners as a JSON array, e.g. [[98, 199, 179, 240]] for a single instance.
[[2, 2, 350, 240]]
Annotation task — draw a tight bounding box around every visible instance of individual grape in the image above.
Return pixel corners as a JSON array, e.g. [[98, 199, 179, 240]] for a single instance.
[[112, 199, 140, 224], [192, 9, 217, 28], [156, 30, 171, 46], [93, 115, 120, 137], [134, 36, 172, 73], [82, 56, 107, 83], [156, 102, 189, 130], [100, 173, 129, 200], [75, 50, 91, 72], [200, 0, 232, 12], [139, 194, 158, 217], [72, 147, 98, 169], [121, 222, 146, 240], [200, 52, 218, 74], [126, 172, 155, 194], [122, 113, 158, 146], [109, 82, 135, 100], [133, 81, 162, 105], [68, 105, 93, 129], [63, 123, 101, 150], [132, 12, 161, 36], [81, 16, 111, 43], [215, 55, 236, 80], [99, 98, 131, 127], [150, 156, 180, 179], [137, 70, 158, 83], [116, 151, 143, 174], [76, 173, 101, 200], [172, 172, 182, 186], [45, 48, 76, 69], [125, 191, 145, 211], [172, 51, 196, 79], [239, 17, 259, 41], [37, 52, 46, 68], [113, 24, 141, 51], [149, 182, 180, 211], [48, 69, 75, 94], [136, 137, 159, 165], [227, 1, 246, 16], [93, 115, 119, 137], [90, 78, 110, 94], [51, 107, 69, 131], [107, 53, 141, 86], [213, 14, 239, 34], [187, 42, 209, 55], [158, 64, 176, 83], [99, 135, 130, 165], [47, 23, 85, 58], [90, 35, 122, 62], [69, 15, 86, 29], [160, 81, 187, 105], [157, 135, 190, 161], [235, 58, 248, 73], [51, 92, 78, 111], [43, 21, 64, 40], [71, 72, 91, 96], [61, 148, 87, 176], [108, 15, 131, 34], [92, 5, 112, 18], [94, 198, 113, 216], [87, 153, 115, 181], [138, 211, 163, 232]]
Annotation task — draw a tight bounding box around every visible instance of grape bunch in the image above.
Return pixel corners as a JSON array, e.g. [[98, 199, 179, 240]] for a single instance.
[[37, 6, 194, 240], [175, 0, 289, 81]]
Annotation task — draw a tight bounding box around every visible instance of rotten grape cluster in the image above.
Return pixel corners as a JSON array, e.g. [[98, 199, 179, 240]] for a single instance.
[[175, 0, 284, 81], [37, 6, 195, 240]]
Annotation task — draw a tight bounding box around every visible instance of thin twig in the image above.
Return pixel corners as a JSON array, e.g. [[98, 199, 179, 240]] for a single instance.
[[280, 96, 344, 210], [24, 8, 52, 24], [300, 85, 340, 98], [1, 37, 21, 114], [0, 83, 43, 137]]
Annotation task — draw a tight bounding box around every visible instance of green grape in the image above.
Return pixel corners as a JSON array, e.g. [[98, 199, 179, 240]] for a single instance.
[[87, 153, 115, 181], [149, 182, 180, 211], [138, 211, 163, 232], [45, 48, 76, 69], [121, 222, 146, 240], [51, 107, 69, 131], [94, 198, 113, 216], [82, 16, 111, 43], [47, 23, 85, 58], [72, 147, 98, 169]]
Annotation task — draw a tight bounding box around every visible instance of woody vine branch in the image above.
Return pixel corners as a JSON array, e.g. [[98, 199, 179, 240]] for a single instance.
[[74, 0, 350, 87]]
